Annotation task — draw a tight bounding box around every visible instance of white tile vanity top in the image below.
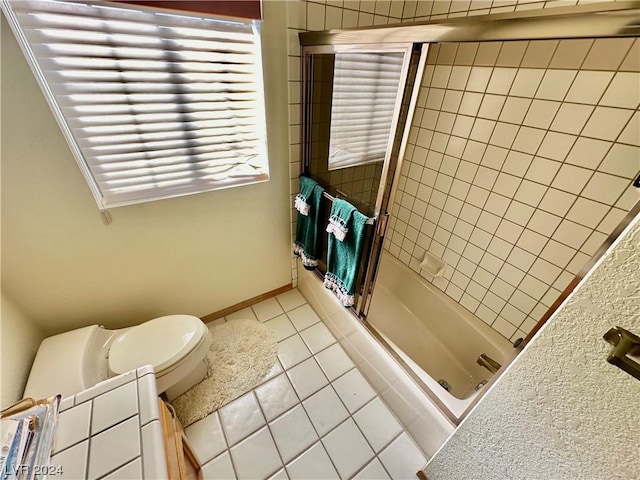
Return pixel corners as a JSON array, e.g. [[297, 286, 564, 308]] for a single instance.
[[50, 365, 168, 480]]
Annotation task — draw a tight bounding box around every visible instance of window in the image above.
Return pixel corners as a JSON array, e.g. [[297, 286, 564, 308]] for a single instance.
[[2, 0, 269, 209], [328, 51, 406, 171]]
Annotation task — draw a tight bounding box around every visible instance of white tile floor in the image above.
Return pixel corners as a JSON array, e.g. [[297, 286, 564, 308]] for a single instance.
[[185, 289, 428, 480]]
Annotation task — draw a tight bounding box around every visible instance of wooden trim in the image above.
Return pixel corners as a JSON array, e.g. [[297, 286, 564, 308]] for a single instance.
[[416, 470, 429, 480], [113, 1, 261, 20], [201, 284, 293, 324], [179, 431, 203, 480], [159, 399, 181, 480], [159, 399, 203, 480]]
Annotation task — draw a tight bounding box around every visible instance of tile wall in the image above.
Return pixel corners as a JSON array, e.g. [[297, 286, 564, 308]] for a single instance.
[[285, 1, 638, 343], [399, 0, 624, 21], [51, 367, 167, 480], [306, 53, 384, 217], [287, 0, 412, 287], [386, 38, 639, 342]]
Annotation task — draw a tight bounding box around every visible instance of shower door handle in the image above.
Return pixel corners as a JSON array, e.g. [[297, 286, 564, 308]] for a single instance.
[[603, 326, 640, 381]]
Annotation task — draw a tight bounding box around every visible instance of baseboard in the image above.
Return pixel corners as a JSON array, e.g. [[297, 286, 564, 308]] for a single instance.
[[201, 284, 293, 324]]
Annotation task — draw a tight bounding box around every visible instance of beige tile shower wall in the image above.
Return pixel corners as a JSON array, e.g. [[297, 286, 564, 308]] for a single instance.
[[386, 38, 639, 342], [286, 1, 628, 288], [306, 53, 383, 217], [423, 215, 640, 480], [327, 164, 384, 214], [287, 0, 412, 286], [399, 0, 625, 22]]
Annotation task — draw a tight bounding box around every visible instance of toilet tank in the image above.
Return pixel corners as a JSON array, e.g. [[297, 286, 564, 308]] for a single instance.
[[23, 325, 114, 399]]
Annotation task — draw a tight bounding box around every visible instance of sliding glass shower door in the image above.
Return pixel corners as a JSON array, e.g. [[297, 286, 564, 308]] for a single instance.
[[300, 43, 426, 317]]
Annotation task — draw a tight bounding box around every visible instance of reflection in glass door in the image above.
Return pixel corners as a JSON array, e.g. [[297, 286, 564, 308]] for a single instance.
[[300, 43, 426, 316]]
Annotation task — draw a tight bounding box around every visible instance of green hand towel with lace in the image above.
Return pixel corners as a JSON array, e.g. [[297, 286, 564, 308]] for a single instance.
[[293, 176, 325, 269], [324, 198, 369, 307]]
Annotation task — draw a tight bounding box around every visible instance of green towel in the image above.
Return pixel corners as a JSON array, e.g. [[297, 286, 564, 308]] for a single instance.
[[294, 175, 317, 216], [324, 199, 369, 307], [293, 176, 325, 269]]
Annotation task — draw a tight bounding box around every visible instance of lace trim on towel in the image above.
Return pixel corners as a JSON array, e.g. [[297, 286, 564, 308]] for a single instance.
[[326, 216, 348, 242], [323, 272, 355, 307], [293, 242, 318, 267], [294, 194, 310, 216]]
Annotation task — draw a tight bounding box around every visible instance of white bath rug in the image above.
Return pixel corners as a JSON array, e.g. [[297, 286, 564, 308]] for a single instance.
[[171, 317, 278, 427]]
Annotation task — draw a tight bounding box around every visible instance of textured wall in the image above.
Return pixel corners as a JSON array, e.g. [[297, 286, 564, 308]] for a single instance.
[[425, 215, 640, 480]]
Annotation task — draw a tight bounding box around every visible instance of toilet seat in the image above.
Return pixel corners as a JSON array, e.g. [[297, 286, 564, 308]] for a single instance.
[[108, 314, 207, 375]]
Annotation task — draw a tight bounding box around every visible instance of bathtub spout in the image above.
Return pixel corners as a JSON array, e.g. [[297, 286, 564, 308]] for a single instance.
[[477, 354, 501, 374]]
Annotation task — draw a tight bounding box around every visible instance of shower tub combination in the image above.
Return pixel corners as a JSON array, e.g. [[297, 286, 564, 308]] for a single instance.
[[298, 248, 516, 452], [298, 0, 638, 448], [366, 252, 515, 421]]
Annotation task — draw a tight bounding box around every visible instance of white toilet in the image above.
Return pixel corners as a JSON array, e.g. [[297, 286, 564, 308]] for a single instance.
[[23, 315, 212, 401]]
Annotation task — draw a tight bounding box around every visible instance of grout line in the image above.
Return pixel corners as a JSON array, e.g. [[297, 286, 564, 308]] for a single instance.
[[253, 389, 288, 479], [394, 37, 638, 336], [296, 385, 345, 475], [454, 44, 522, 298], [202, 294, 424, 479], [84, 399, 94, 479], [94, 457, 140, 480], [348, 429, 406, 480], [134, 381, 145, 477], [216, 408, 239, 479]]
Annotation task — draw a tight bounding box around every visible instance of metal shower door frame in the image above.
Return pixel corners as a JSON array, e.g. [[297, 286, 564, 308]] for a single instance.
[[299, 41, 418, 317], [297, 0, 640, 424]]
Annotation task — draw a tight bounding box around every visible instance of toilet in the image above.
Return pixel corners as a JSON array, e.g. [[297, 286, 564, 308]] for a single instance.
[[23, 315, 212, 401]]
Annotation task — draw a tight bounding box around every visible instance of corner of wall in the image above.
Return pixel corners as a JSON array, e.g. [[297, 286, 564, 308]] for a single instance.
[[1, 292, 45, 406]]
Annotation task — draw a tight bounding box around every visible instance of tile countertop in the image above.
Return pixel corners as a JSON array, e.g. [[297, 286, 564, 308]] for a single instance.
[[49, 365, 169, 480]]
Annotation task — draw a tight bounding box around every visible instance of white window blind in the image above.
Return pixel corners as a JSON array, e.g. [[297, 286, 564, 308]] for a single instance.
[[3, 0, 269, 208], [328, 52, 405, 171]]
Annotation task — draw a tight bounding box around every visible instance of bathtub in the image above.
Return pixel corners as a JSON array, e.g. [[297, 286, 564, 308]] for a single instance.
[[367, 252, 515, 420], [297, 260, 455, 456]]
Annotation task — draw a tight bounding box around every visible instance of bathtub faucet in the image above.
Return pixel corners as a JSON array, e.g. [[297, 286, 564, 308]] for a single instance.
[[477, 354, 501, 374]]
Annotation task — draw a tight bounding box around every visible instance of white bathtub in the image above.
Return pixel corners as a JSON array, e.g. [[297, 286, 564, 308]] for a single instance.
[[367, 252, 515, 419], [297, 260, 455, 457]]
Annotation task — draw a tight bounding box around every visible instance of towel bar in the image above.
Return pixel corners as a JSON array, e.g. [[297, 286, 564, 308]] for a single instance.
[[603, 326, 640, 381], [322, 191, 376, 225]]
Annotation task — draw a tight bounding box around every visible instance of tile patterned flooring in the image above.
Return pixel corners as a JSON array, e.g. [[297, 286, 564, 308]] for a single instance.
[[184, 289, 428, 480]]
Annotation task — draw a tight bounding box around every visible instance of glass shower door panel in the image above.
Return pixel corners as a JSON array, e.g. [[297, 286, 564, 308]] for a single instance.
[[300, 44, 415, 315]]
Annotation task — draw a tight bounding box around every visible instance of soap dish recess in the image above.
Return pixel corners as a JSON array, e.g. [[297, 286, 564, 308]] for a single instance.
[[420, 252, 446, 277]]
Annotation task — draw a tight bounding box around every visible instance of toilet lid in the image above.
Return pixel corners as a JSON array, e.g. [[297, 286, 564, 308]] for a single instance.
[[109, 315, 206, 375]]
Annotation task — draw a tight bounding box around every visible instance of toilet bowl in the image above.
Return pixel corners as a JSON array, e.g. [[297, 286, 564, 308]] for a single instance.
[[23, 315, 212, 401]]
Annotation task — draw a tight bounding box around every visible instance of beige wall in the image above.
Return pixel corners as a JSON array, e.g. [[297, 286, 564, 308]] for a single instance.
[[1, 1, 291, 335], [0, 293, 44, 405], [424, 213, 640, 480]]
